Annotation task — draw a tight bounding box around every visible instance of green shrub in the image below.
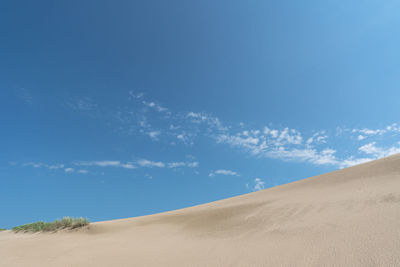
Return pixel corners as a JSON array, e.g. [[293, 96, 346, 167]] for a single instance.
[[12, 217, 89, 233], [0, 228, 7, 231]]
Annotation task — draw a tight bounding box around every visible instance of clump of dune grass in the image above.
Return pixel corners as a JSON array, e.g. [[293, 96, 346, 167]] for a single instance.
[[12, 217, 89, 233]]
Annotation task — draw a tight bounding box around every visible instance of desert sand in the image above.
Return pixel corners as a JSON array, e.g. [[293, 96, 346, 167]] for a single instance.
[[1, 154, 400, 266]]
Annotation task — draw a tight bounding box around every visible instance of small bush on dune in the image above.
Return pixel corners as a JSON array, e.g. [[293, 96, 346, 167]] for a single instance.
[[71, 217, 89, 228], [12, 217, 89, 233]]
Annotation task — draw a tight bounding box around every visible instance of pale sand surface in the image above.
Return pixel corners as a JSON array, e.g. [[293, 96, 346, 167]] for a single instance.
[[1, 154, 400, 266]]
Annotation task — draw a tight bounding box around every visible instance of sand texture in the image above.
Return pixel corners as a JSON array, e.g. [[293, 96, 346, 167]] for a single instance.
[[1, 154, 400, 266]]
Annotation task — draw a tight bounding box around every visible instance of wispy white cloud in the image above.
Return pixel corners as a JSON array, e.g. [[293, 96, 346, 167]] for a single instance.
[[75, 160, 137, 169], [253, 178, 265, 191], [128, 91, 144, 99], [137, 159, 165, 168], [115, 93, 230, 146], [138, 159, 198, 169], [276, 128, 303, 145], [175, 131, 196, 145], [358, 142, 400, 158], [187, 162, 199, 167], [48, 164, 65, 170], [267, 147, 339, 166], [336, 142, 400, 168], [209, 169, 240, 177], [116, 95, 174, 141], [167, 162, 186, 168], [354, 128, 386, 135], [22, 156, 198, 174], [351, 123, 400, 138], [186, 112, 227, 132], [23, 162, 43, 168], [75, 161, 121, 167], [357, 135, 366, 141], [306, 131, 328, 146], [167, 161, 199, 168], [217, 127, 307, 157], [64, 168, 74, 173], [217, 127, 312, 162], [338, 157, 374, 168], [147, 131, 161, 141], [142, 101, 168, 113], [120, 163, 135, 169], [23, 162, 66, 170], [23, 162, 90, 175], [187, 112, 208, 123]]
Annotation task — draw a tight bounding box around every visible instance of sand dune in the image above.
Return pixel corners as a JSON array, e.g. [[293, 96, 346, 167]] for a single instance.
[[2, 154, 400, 266]]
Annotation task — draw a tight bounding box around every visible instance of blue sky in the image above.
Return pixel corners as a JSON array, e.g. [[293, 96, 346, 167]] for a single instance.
[[1, 0, 400, 228]]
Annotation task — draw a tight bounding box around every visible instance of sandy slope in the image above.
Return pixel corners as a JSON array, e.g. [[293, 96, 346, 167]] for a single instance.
[[2, 154, 400, 266]]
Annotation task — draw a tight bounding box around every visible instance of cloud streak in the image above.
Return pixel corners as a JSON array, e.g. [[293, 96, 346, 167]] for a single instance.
[[137, 159, 165, 168], [22, 157, 199, 175], [21, 162, 90, 174], [209, 169, 240, 177]]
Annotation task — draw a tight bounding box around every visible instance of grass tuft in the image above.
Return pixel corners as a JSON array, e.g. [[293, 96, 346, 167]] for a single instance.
[[12, 217, 89, 233]]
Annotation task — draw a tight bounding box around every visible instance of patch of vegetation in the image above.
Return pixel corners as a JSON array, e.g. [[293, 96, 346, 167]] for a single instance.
[[12, 217, 89, 233], [0, 228, 7, 231]]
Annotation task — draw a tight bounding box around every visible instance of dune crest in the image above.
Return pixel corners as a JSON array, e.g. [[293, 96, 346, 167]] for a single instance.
[[2, 154, 400, 266]]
